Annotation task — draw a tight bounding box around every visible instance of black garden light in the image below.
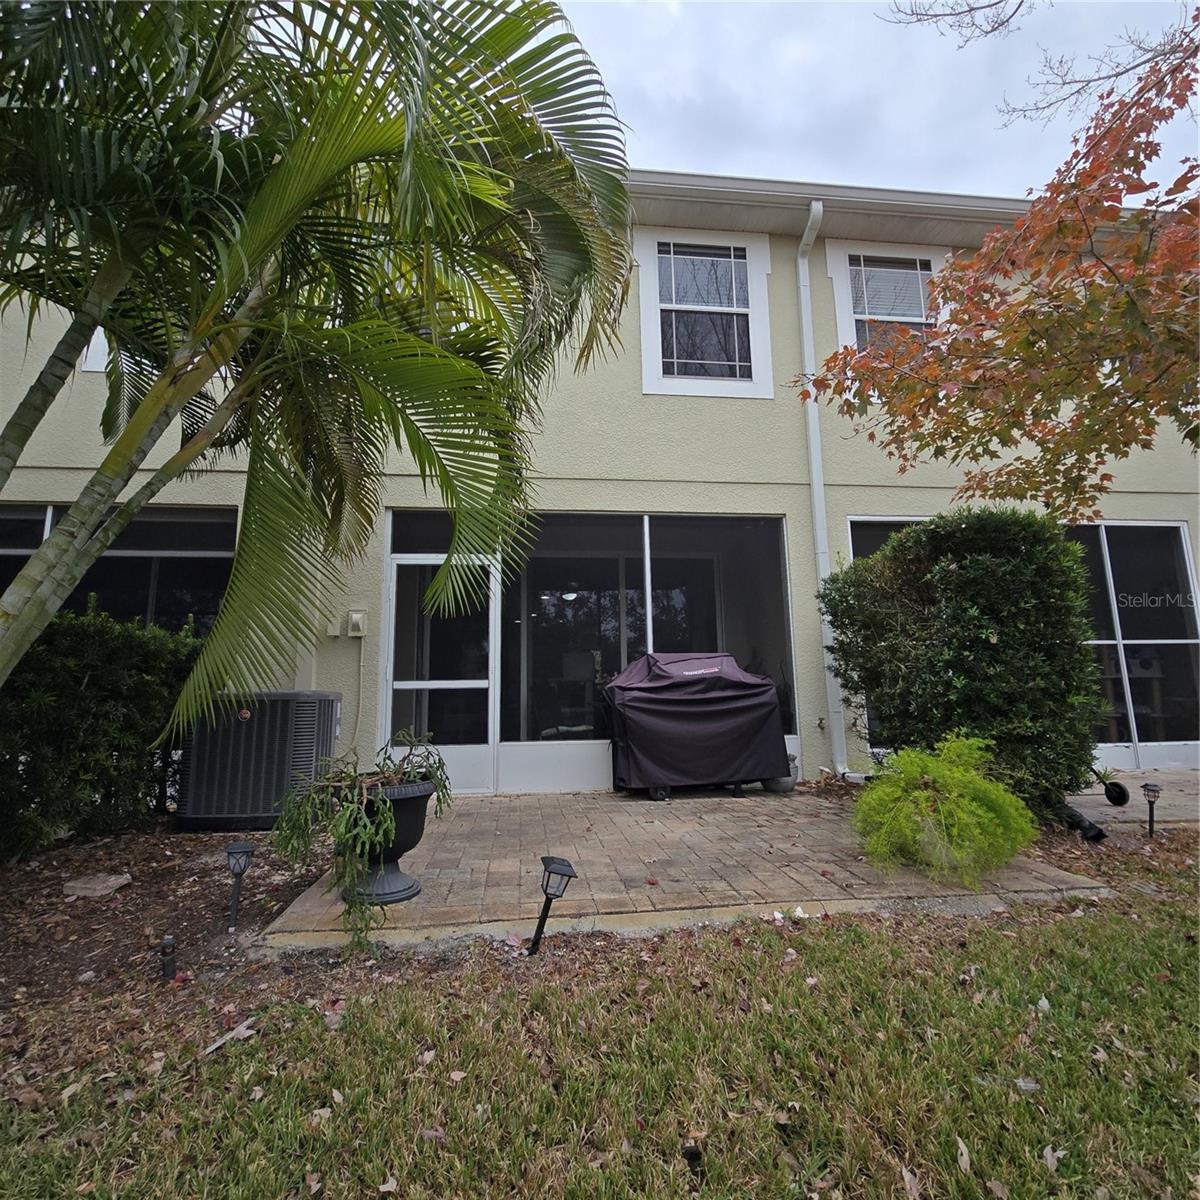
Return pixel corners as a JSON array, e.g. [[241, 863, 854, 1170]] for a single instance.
[[527, 855, 577, 955], [225, 841, 256, 933], [1142, 782, 1162, 837]]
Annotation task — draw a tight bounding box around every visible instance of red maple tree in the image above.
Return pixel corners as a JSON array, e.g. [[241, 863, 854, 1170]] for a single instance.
[[799, 8, 1198, 519]]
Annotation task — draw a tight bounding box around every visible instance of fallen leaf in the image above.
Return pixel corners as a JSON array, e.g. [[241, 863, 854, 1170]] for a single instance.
[[449, 1070, 466, 1083], [307, 1107, 332, 1130], [418, 1048, 436, 1066], [305, 1171, 322, 1195], [60, 1081, 84, 1105], [805, 976, 819, 989], [331, 1088, 344, 1106], [421, 1126, 446, 1143], [378, 1178, 399, 1194], [1042, 1145, 1065, 1174], [901, 1165, 921, 1198], [783, 948, 797, 962], [956, 1136, 971, 1175], [250, 1086, 265, 1101], [204, 1018, 255, 1055], [644, 877, 659, 886], [504, 933, 522, 949], [1037, 995, 1051, 1013], [985, 1182, 1010, 1199]]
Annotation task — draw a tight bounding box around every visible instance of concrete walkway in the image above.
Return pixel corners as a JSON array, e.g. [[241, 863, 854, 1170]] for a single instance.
[[259, 772, 1187, 950], [1070, 767, 1198, 829]]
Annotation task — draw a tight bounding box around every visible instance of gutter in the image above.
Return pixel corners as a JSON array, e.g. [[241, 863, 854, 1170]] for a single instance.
[[795, 200, 855, 779]]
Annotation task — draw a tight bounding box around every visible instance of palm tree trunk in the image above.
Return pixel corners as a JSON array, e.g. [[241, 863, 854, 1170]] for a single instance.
[[0, 253, 137, 495], [0, 274, 272, 688]]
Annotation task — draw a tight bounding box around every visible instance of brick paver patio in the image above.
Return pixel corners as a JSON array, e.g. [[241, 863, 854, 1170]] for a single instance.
[[262, 780, 1155, 950]]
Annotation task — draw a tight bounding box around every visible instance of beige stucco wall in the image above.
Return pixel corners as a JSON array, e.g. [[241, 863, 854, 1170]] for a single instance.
[[2, 220, 1196, 781]]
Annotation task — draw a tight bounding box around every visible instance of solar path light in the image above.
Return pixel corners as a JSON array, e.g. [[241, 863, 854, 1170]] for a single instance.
[[225, 841, 256, 933], [527, 855, 577, 955], [1141, 782, 1161, 837]]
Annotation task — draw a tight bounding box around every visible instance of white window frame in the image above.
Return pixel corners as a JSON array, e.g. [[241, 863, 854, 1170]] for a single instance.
[[826, 240, 951, 353], [633, 226, 773, 400]]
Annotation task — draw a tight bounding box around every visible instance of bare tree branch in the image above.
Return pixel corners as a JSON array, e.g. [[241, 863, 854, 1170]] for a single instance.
[[887, 0, 1034, 45], [888, 0, 1197, 126]]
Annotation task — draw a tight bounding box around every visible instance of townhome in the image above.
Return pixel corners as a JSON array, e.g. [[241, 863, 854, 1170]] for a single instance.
[[2, 169, 1197, 790]]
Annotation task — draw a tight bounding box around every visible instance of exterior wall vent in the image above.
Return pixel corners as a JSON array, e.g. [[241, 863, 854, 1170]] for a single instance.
[[178, 691, 341, 830]]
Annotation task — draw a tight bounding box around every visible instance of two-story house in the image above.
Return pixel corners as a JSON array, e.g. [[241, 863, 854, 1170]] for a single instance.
[[2, 169, 1197, 791]]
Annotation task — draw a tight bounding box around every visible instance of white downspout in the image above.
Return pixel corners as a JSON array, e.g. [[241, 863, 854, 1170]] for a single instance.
[[795, 201, 853, 777]]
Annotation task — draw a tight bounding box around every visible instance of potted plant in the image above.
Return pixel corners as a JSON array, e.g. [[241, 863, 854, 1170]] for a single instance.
[[274, 729, 452, 947]]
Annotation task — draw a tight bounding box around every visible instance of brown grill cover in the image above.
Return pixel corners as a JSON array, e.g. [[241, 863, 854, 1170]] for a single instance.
[[605, 652, 789, 790]]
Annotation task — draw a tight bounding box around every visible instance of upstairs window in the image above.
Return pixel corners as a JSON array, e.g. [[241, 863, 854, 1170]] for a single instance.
[[827, 241, 949, 358], [634, 228, 773, 399], [657, 242, 752, 379], [848, 253, 935, 349]]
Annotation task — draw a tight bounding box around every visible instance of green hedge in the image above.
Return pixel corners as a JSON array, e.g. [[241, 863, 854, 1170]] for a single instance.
[[818, 507, 1105, 820], [0, 604, 200, 855]]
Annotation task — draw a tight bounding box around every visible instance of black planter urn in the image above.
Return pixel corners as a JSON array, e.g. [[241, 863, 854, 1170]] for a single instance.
[[347, 780, 435, 905]]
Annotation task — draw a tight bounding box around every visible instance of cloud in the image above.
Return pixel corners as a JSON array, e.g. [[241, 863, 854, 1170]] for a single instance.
[[562, 0, 1195, 196]]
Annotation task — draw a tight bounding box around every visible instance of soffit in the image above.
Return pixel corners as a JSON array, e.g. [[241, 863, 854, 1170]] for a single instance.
[[629, 169, 1030, 249]]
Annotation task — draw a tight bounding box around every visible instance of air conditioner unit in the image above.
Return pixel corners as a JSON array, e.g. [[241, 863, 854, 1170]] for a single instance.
[[178, 691, 341, 830]]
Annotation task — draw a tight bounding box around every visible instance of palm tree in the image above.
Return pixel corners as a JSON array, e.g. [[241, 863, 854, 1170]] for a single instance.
[[0, 0, 630, 729]]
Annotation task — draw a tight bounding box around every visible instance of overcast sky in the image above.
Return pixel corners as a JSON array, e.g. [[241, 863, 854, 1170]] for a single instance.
[[560, 0, 1195, 198]]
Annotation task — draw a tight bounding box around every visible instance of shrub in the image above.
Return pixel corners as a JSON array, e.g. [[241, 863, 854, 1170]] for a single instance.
[[818, 507, 1105, 820], [853, 735, 1038, 886], [0, 602, 200, 855]]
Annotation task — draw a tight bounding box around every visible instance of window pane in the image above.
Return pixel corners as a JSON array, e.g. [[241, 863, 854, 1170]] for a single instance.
[[665, 310, 751, 377], [152, 556, 232, 635], [391, 510, 453, 554], [0, 505, 46, 549], [854, 318, 930, 351], [849, 521, 915, 559], [673, 251, 735, 307], [499, 515, 644, 742], [1064, 526, 1116, 640], [393, 563, 488, 680], [0, 554, 24, 595], [733, 259, 749, 307], [649, 516, 795, 733], [54, 506, 237, 552], [63, 556, 154, 623], [1106, 526, 1198, 640], [850, 256, 931, 320], [391, 688, 487, 745], [657, 253, 674, 303], [1126, 644, 1198, 742], [1092, 645, 1133, 743]]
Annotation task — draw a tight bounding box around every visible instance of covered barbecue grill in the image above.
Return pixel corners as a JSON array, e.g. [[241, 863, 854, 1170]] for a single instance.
[[605, 652, 789, 797]]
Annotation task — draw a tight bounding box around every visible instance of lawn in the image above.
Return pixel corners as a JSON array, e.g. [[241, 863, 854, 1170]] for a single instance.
[[1, 838, 1195, 1199]]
